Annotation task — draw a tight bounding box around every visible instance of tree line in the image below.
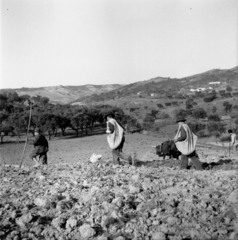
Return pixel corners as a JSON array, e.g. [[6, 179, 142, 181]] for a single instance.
[[0, 92, 140, 143]]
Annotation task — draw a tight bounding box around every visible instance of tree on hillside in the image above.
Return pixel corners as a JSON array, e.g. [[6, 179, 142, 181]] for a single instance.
[[0, 125, 14, 143], [212, 106, 217, 114], [203, 92, 216, 102], [174, 109, 188, 119], [157, 103, 164, 109], [39, 113, 58, 139], [187, 121, 206, 135], [208, 114, 220, 122], [165, 102, 171, 107], [226, 85, 232, 92], [87, 108, 100, 131], [186, 101, 193, 110], [223, 101, 233, 114], [142, 114, 155, 130], [192, 108, 207, 119], [55, 115, 70, 136], [207, 121, 226, 137], [70, 113, 82, 137], [151, 109, 159, 118], [8, 112, 26, 139]]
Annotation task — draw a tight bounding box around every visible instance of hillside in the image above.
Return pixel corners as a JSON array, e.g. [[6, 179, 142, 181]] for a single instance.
[[0, 84, 123, 104], [72, 66, 238, 104]]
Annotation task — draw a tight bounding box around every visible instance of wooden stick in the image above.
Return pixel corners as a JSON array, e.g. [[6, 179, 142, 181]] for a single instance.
[[19, 102, 32, 168]]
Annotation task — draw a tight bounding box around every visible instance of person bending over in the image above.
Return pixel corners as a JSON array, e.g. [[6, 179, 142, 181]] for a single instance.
[[29, 127, 49, 167], [174, 116, 203, 170], [105, 112, 134, 166]]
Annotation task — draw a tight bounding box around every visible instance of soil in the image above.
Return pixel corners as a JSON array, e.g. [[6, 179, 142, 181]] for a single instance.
[[0, 132, 238, 240]]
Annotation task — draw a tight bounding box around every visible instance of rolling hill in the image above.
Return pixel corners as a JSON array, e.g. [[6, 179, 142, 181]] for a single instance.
[[72, 66, 238, 104], [0, 84, 123, 104], [1, 66, 237, 105]]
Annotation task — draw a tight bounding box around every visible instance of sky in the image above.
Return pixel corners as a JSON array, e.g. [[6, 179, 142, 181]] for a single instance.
[[1, 0, 237, 89]]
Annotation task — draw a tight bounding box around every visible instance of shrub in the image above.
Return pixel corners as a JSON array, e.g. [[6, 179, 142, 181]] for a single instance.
[[192, 108, 207, 119], [142, 114, 155, 130], [187, 121, 206, 134], [208, 114, 220, 122], [203, 92, 216, 102], [174, 109, 189, 119], [196, 130, 208, 138], [157, 103, 164, 109], [207, 121, 226, 137]]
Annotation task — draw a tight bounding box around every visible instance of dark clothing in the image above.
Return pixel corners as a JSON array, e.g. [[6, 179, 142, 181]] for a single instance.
[[29, 134, 49, 165], [33, 134, 49, 149], [108, 121, 125, 134], [176, 125, 186, 142], [180, 150, 203, 170], [112, 135, 132, 164]]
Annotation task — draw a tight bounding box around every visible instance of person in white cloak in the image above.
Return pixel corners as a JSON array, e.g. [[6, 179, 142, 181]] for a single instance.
[[105, 112, 134, 165], [228, 129, 238, 159], [174, 116, 203, 170]]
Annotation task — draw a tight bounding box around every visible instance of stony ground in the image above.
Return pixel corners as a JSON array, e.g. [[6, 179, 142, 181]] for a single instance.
[[0, 133, 238, 240]]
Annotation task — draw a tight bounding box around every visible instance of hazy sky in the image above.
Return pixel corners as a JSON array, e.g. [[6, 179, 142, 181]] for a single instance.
[[1, 0, 237, 89]]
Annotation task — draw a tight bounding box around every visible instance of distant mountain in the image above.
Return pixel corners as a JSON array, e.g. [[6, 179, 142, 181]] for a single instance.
[[72, 66, 238, 104], [0, 84, 124, 104]]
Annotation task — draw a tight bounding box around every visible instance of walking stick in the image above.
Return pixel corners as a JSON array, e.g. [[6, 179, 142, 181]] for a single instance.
[[19, 101, 32, 168]]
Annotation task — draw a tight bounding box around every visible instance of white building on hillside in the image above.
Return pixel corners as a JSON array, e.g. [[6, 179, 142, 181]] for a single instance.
[[209, 82, 221, 85]]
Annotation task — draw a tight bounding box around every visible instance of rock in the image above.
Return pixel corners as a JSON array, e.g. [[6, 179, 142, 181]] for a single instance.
[[113, 236, 125, 240], [79, 224, 96, 239], [81, 193, 92, 202], [229, 232, 238, 240], [151, 231, 166, 240], [34, 197, 48, 207], [97, 236, 108, 240], [131, 174, 140, 182], [38, 175, 46, 181], [16, 213, 33, 228], [129, 185, 140, 194], [228, 189, 238, 203], [167, 216, 178, 225], [66, 217, 78, 229]]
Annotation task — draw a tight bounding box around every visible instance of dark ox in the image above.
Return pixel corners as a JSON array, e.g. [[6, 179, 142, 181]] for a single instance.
[[156, 140, 181, 160]]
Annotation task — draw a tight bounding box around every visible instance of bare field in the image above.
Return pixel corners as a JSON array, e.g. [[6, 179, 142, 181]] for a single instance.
[[0, 132, 235, 168], [1, 132, 238, 240]]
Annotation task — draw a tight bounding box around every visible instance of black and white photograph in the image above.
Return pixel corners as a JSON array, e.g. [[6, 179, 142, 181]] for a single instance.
[[1, 0, 238, 239]]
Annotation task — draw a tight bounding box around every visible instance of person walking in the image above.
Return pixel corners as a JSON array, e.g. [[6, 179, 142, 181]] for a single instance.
[[105, 112, 134, 165], [29, 127, 49, 167], [228, 129, 238, 159], [174, 116, 203, 170]]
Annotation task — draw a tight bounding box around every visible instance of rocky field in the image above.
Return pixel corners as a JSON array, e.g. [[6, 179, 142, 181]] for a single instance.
[[0, 133, 238, 240]]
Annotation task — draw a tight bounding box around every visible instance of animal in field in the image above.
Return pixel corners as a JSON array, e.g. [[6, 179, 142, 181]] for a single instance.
[[156, 140, 181, 160]]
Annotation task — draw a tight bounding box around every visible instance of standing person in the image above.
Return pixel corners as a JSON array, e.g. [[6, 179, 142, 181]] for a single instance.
[[228, 129, 238, 159], [29, 127, 49, 167], [174, 116, 203, 170], [105, 112, 134, 165]]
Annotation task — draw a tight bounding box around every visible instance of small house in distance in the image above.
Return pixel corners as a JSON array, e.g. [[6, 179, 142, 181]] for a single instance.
[[221, 116, 231, 121], [221, 116, 231, 129]]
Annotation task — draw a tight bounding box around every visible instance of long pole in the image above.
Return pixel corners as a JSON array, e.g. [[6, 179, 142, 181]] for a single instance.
[[19, 102, 32, 168]]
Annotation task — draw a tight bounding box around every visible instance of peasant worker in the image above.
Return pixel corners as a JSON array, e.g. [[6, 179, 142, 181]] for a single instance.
[[228, 129, 238, 159], [174, 116, 203, 170], [29, 127, 49, 167], [105, 112, 134, 165]]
